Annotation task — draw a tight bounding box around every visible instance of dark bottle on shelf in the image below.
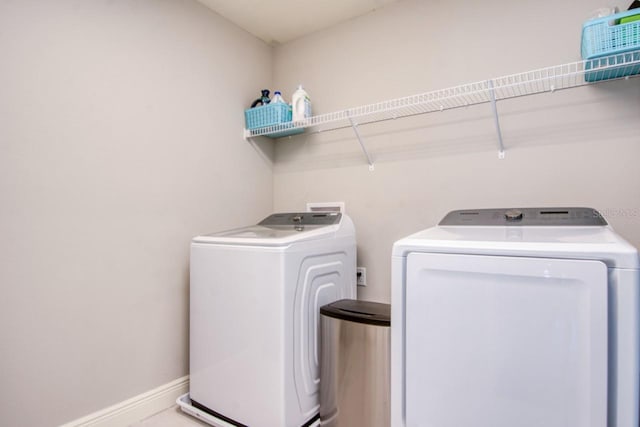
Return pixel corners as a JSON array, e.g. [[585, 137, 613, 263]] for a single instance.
[[250, 89, 271, 108]]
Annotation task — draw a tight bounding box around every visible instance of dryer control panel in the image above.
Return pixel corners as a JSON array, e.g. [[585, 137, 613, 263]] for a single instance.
[[438, 207, 607, 226]]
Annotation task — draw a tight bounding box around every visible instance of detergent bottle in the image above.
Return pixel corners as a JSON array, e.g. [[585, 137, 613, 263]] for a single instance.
[[291, 85, 311, 121]]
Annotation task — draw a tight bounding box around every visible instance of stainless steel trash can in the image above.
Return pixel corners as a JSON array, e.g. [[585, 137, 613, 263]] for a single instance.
[[319, 299, 391, 427]]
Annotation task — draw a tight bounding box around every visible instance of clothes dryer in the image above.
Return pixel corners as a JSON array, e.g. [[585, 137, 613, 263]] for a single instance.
[[391, 208, 639, 427], [180, 212, 356, 427]]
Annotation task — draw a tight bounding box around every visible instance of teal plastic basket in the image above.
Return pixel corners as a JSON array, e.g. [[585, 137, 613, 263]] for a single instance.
[[582, 9, 640, 81], [244, 103, 304, 138], [582, 9, 640, 58]]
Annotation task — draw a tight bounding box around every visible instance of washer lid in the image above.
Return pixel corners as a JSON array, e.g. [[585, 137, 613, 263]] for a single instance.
[[193, 212, 343, 246], [393, 208, 639, 269]]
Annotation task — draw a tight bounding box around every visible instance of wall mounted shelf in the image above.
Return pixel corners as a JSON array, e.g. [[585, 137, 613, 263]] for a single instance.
[[244, 50, 640, 168]]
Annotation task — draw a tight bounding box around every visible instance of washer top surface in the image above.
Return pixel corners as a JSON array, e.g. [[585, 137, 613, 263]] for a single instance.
[[193, 212, 350, 246], [393, 207, 639, 269]]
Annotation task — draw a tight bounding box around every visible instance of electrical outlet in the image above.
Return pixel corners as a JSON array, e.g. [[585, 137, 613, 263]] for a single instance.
[[356, 267, 366, 287]]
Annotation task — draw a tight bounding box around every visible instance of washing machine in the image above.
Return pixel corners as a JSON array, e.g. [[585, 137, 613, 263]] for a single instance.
[[391, 207, 640, 427], [179, 212, 356, 427]]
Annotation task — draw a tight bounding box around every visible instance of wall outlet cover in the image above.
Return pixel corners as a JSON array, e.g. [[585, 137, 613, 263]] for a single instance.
[[356, 267, 366, 287]]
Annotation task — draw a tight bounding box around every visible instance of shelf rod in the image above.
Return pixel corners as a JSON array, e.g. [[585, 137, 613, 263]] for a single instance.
[[348, 117, 375, 171], [488, 79, 506, 159]]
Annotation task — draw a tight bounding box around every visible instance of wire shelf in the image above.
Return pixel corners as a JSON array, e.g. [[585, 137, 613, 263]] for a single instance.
[[244, 50, 640, 139]]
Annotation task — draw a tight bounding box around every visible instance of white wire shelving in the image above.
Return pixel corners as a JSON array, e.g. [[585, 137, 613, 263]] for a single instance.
[[244, 50, 640, 168]]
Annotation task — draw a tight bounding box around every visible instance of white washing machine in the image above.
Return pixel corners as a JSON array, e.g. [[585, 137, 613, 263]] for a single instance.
[[391, 208, 640, 427], [179, 212, 356, 427]]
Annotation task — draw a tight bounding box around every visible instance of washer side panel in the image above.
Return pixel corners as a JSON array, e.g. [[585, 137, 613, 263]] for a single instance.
[[190, 243, 285, 426]]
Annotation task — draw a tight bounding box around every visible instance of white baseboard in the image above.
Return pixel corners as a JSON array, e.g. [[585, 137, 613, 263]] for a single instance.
[[59, 375, 189, 427]]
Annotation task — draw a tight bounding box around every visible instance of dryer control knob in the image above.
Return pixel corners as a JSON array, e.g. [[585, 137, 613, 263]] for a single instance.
[[505, 209, 523, 221]]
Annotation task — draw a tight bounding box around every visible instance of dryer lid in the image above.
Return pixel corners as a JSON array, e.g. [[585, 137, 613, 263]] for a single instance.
[[193, 212, 343, 246]]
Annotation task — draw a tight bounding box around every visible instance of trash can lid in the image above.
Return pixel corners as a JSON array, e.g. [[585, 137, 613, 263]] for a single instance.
[[320, 299, 390, 327]]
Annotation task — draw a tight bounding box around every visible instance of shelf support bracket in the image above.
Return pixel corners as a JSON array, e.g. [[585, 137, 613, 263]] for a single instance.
[[348, 117, 375, 171], [488, 80, 506, 159]]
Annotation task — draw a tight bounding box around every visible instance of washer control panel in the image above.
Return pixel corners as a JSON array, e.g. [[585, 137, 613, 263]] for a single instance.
[[259, 212, 342, 226], [438, 207, 607, 226]]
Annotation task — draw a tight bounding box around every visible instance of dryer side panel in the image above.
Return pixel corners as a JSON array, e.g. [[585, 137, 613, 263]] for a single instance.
[[391, 255, 407, 427], [404, 253, 608, 427]]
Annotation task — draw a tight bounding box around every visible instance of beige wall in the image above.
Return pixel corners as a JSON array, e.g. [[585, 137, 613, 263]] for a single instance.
[[1, 1, 639, 425], [0, 1, 273, 426], [273, 0, 640, 303]]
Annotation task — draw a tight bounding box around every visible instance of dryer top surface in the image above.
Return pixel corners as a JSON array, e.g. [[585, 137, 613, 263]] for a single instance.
[[394, 208, 639, 269]]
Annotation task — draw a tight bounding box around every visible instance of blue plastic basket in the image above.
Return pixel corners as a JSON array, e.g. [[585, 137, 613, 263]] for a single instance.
[[582, 9, 640, 82], [244, 103, 304, 138], [582, 9, 640, 59]]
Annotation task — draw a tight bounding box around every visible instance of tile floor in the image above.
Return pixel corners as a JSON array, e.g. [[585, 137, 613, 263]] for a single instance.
[[133, 405, 209, 426]]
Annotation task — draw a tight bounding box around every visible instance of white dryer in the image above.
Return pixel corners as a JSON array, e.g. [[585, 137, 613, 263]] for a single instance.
[[181, 212, 356, 427], [391, 208, 640, 427]]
